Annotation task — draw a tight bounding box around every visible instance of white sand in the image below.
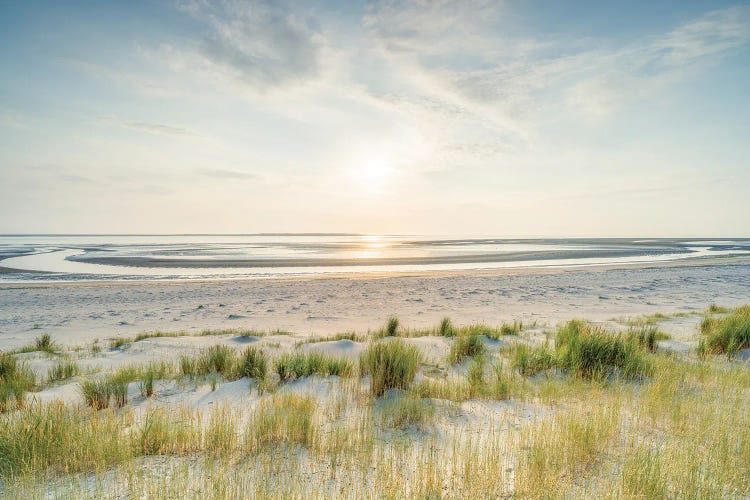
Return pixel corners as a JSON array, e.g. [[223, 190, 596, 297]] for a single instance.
[[2, 261, 749, 352]]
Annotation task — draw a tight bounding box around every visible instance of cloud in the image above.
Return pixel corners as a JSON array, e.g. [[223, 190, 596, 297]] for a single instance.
[[123, 121, 197, 136], [175, 0, 323, 89], [197, 168, 259, 180], [363, 3, 750, 129]]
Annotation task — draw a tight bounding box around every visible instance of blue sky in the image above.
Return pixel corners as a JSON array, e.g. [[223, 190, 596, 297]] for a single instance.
[[1, 0, 749, 236]]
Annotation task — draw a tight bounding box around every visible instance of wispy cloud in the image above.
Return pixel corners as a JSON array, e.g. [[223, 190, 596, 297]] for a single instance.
[[174, 0, 323, 89], [197, 167, 258, 180], [122, 121, 197, 136]]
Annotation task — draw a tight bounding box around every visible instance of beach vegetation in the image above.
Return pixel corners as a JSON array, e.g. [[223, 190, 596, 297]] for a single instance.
[[0, 353, 35, 412], [237, 346, 268, 381], [47, 358, 80, 383], [448, 332, 486, 364], [16, 333, 57, 354], [245, 393, 317, 453], [698, 305, 750, 356], [380, 394, 435, 430], [360, 339, 421, 396], [438, 317, 457, 337], [274, 352, 353, 382]]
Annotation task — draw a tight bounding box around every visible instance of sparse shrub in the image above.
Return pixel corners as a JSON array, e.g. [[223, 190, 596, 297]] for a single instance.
[[47, 358, 80, 383], [360, 339, 421, 396], [489, 361, 515, 400], [374, 316, 401, 339], [439, 317, 457, 337], [135, 408, 201, 456], [204, 406, 238, 457], [386, 316, 399, 336], [178, 346, 240, 379], [448, 333, 486, 364], [698, 305, 750, 356], [80, 374, 130, 409]]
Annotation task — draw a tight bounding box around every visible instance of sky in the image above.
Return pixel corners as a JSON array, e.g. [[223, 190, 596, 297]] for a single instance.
[[1, 0, 749, 237]]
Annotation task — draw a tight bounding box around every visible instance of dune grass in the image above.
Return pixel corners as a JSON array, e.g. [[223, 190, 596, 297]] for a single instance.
[[295, 332, 366, 346], [414, 358, 523, 402], [237, 346, 268, 381], [0, 353, 35, 412], [380, 394, 435, 430], [16, 333, 57, 354], [179, 345, 239, 379], [698, 305, 750, 356], [448, 332, 486, 364], [47, 358, 80, 383], [2, 310, 750, 497], [274, 351, 354, 382], [511, 344, 555, 376], [360, 339, 421, 396], [555, 320, 652, 379], [625, 325, 670, 352], [509, 321, 654, 380], [246, 393, 317, 453], [373, 316, 401, 339], [438, 317, 457, 337]]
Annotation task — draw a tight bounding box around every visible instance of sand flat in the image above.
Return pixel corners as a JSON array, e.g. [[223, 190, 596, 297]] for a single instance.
[[2, 261, 749, 350]]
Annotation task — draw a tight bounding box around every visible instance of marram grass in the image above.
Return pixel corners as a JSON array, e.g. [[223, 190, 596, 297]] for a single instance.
[[1, 309, 750, 498]]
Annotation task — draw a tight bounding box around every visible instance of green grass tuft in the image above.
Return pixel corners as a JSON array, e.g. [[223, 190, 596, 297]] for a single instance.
[[555, 320, 651, 379], [439, 317, 457, 337], [237, 347, 268, 382], [47, 358, 80, 383], [698, 305, 750, 356], [0, 353, 35, 412], [448, 333, 486, 364], [274, 352, 353, 382], [360, 339, 421, 396]]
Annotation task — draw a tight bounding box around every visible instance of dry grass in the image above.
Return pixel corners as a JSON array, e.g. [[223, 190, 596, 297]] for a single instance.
[[2, 308, 750, 498]]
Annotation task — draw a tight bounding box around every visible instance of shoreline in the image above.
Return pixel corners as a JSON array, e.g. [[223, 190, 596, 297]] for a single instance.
[[2, 253, 750, 289]]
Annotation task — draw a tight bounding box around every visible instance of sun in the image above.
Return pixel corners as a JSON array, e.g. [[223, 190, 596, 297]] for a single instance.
[[354, 155, 394, 194], [361, 157, 391, 182]]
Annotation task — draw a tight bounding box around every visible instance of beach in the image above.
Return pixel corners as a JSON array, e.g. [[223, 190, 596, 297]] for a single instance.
[[2, 256, 750, 497], [2, 259, 750, 351]]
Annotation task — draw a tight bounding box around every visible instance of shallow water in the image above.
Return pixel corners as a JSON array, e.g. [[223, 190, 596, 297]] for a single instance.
[[1, 235, 749, 282]]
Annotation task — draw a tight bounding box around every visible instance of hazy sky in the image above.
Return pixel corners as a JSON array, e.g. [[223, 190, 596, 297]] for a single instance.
[[1, 1, 749, 236]]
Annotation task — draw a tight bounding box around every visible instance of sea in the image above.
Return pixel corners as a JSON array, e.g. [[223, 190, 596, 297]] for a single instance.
[[1, 235, 749, 282]]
